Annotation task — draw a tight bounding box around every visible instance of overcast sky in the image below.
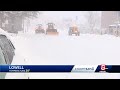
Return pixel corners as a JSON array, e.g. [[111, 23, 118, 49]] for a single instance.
[[43, 11, 85, 18], [36, 11, 89, 24], [29, 11, 101, 31], [43, 11, 101, 18]]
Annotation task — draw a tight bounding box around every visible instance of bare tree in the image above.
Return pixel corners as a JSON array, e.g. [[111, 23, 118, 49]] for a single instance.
[[85, 11, 100, 34], [0, 11, 42, 33], [114, 11, 120, 23]]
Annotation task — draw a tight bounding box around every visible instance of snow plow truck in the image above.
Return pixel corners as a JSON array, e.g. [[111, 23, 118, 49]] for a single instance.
[[35, 24, 45, 34], [46, 23, 59, 35], [68, 26, 80, 36]]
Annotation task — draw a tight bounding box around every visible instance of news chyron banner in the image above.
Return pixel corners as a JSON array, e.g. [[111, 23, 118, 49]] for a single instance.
[[0, 65, 120, 73]]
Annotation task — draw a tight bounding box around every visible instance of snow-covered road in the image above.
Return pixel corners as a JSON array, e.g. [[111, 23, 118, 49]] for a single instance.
[[8, 33, 120, 79], [12, 33, 120, 65]]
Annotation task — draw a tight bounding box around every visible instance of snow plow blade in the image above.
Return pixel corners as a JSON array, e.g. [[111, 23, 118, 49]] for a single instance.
[[46, 32, 59, 35]]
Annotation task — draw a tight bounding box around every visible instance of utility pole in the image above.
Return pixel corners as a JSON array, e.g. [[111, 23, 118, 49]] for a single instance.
[[75, 16, 78, 25]]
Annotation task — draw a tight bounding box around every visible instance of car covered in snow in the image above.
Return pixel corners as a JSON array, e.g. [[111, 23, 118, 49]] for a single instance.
[[0, 28, 29, 79]]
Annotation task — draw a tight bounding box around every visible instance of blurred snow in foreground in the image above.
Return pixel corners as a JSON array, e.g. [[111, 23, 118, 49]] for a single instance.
[[6, 32, 120, 79]]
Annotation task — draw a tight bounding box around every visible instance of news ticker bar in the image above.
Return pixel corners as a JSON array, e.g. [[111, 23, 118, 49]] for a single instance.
[[0, 65, 120, 73]]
